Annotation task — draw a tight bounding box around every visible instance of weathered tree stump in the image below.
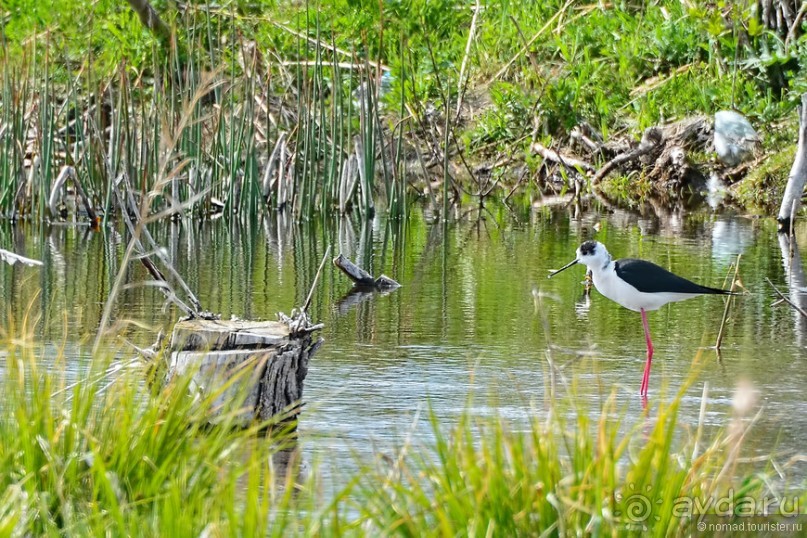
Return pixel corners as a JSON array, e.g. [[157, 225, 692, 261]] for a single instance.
[[167, 318, 321, 427]]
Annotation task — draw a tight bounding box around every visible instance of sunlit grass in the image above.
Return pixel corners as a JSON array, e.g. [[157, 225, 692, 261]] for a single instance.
[[1, 318, 803, 536], [0, 326, 334, 536], [351, 366, 805, 536]]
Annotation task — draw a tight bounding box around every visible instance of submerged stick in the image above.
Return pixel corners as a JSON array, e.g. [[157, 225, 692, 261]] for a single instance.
[[302, 245, 332, 314], [333, 254, 375, 286], [715, 254, 741, 350]]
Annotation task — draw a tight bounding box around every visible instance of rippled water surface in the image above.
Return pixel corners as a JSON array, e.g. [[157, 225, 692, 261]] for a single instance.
[[2, 205, 806, 488]]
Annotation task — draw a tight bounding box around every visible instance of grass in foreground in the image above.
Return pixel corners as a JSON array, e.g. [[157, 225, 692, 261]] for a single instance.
[[0, 327, 803, 536]]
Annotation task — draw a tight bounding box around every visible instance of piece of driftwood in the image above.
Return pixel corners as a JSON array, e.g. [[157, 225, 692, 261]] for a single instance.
[[333, 254, 400, 290], [0, 248, 43, 267], [591, 128, 661, 185], [167, 318, 322, 427]]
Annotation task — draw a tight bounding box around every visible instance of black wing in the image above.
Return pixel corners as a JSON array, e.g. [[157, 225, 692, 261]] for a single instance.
[[614, 258, 729, 295]]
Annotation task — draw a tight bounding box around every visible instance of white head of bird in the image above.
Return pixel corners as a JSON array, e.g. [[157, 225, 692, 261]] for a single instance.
[[573, 241, 610, 271]]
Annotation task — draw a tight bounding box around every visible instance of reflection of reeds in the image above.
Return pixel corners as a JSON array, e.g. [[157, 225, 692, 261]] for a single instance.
[[0, 10, 408, 223]]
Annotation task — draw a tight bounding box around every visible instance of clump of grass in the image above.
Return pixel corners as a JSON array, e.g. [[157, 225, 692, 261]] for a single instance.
[[733, 145, 796, 213], [352, 362, 804, 535], [1, 319, 802, 535], [1, 4, 408, 223], [0, 324, 334, 536]]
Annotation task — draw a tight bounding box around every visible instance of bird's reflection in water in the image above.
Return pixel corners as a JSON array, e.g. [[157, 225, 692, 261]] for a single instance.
[[574, 270, 593, 320]]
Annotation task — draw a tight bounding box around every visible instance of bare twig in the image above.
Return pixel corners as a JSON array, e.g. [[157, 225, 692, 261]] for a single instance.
[[115, 176, 195, 317], [766, 277, 807, 318], [119, 174, 202, 313], [591, 128, 661, 185], [48, 165, 98, 222], [777, 92, 807, 231]]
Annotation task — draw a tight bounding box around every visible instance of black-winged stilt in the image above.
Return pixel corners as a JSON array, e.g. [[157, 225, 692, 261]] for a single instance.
[[548, 240, 734, 397]]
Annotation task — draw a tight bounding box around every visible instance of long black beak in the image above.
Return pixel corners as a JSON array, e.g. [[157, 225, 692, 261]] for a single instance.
[[547, 259, 578, 278]]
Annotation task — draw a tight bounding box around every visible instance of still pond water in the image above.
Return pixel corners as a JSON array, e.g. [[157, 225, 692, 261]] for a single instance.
[[1, 203, 805, 488]]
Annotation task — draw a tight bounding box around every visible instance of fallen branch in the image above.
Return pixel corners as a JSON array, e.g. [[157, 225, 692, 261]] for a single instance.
[[333, 254, 400, 290], [48, 165, 98, 223], [591, 128, 661, 185], [531, 142, 595, 174], [0, 248, 43, 267]]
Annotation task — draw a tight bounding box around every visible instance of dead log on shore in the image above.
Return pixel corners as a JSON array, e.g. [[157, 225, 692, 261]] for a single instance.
[[591, 116, 711, 187], [529, 115, 715, 194], [167, 316, 322, 427]]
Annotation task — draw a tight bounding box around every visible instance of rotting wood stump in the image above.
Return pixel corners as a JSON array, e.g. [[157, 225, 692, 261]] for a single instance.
[[167, 318, 322, 427]]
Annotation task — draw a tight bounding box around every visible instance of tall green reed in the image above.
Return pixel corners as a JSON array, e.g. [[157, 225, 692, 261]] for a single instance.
[[0, 8, 410, 224]]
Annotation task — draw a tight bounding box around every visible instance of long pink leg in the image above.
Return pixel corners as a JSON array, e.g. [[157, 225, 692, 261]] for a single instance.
[[640, 308, 654, 397]]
